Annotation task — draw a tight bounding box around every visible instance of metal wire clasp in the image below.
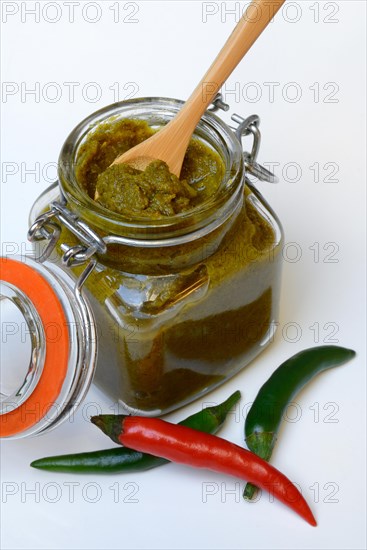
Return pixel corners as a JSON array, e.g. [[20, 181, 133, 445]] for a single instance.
[[208, 93, 230, 113], [27, 193, 106, 294], [208, 95, 277, 183], [232, 114, 278, 183], [28, 195, 106, 267]]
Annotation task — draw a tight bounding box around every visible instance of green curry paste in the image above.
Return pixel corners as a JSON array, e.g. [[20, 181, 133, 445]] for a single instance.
[[76, 118, 225, 217]]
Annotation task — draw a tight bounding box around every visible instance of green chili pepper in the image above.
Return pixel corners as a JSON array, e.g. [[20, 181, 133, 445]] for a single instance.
[[244, 345, 356, 500], [30, 390, 240, 473]]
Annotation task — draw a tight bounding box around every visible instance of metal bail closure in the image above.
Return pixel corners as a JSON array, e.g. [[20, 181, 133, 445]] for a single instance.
[[208, 93, 230, 113], [232, 114, 278, 183]]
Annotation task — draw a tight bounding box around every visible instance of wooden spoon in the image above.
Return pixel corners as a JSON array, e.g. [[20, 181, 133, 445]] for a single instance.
[[103, 0, 285, 183]]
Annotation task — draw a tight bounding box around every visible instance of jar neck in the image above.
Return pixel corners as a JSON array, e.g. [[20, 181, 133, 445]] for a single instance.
[[30, 181, 244, 274], [97, 193, 244, 274]]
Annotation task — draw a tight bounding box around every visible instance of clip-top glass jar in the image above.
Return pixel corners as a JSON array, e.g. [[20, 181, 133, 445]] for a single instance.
[[0, 97, 283, 438]]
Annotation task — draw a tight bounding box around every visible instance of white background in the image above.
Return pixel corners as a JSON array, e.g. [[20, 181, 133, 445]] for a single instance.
[[0, 1, 366, 549]]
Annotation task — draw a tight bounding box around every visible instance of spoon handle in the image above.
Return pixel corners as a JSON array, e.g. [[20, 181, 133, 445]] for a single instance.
[[173, 0, 285, 137], [111, 0, 285, 177]]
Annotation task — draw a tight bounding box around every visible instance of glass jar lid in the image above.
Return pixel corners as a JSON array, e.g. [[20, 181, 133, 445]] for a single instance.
[[0, 255, 97, 438]]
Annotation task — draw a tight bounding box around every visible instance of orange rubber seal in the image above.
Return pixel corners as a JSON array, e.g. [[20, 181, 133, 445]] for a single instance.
[[0, 258, 69, 437]]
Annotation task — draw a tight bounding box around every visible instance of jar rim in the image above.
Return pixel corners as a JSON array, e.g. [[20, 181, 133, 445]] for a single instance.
[[58, 97, 244, 241]]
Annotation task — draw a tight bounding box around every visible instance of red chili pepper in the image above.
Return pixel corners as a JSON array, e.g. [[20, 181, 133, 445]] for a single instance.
[[92, 415, 316, 526]]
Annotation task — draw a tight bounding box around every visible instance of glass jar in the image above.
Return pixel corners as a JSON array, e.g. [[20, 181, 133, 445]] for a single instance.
[[0, 97, 283, 438]]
